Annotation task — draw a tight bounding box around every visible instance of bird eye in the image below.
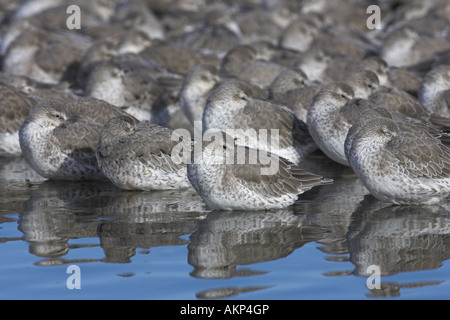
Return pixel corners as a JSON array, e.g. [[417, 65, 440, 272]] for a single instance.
[[380, 126, 390, 135], [236, 92, 248, 101]]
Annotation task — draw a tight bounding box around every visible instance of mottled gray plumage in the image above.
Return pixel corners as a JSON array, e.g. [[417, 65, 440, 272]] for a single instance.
[[371, 86, 450, 131], [380, 26, 450, 68], [177, 23, 240, 56], [85, 53, 171, 125], [140, 41, 202, 75], [96, 115, 191, 190], [19, 100, 105, 180], [269, 68, 309, 98], [187, 131, 332, 210], [419, 64, 450, 117], [179, 64, 220, 124], [220, 45, 286, 88], [278, 12, 324, 52], [2, 28, 91, 85], [268, 68, 319, 122], [344, 106, 450, 155], [0, 83, 37, 156], [343, 106, 395, 156], [307, 81, 355, 166], [203, 79, 317, 165], [68, 96, 132, 124], [0, 72, 77, 103], [387, 67, 422, 96], [344, 69, 380, 99], [345, 115, 450, 205], [353, 56, 389, 87]]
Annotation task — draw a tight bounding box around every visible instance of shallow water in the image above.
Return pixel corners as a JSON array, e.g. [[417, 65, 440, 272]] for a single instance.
[[1, 153, 450, 300]]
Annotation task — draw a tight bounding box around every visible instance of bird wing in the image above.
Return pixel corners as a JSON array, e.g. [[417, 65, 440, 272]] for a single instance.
[[385, 128, 450, 179], [227, 146, 330, 197], [370, 88, 427, 120], [68, 97, 132, 124], [242, 98, 315, 149], [0, 85, 36, 133], [119, 122, 184, 173], [52, 117, 103, 171]]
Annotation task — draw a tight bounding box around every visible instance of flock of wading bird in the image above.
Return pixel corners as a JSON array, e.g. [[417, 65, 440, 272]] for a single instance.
[[0, 0, 449, 210]]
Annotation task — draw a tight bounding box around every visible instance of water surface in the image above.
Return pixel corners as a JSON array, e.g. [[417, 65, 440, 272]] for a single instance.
[[1, 154, 449, 300]]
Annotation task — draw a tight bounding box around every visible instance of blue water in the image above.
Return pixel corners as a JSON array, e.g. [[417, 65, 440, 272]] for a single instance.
[[1, 156, 450, 300]]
